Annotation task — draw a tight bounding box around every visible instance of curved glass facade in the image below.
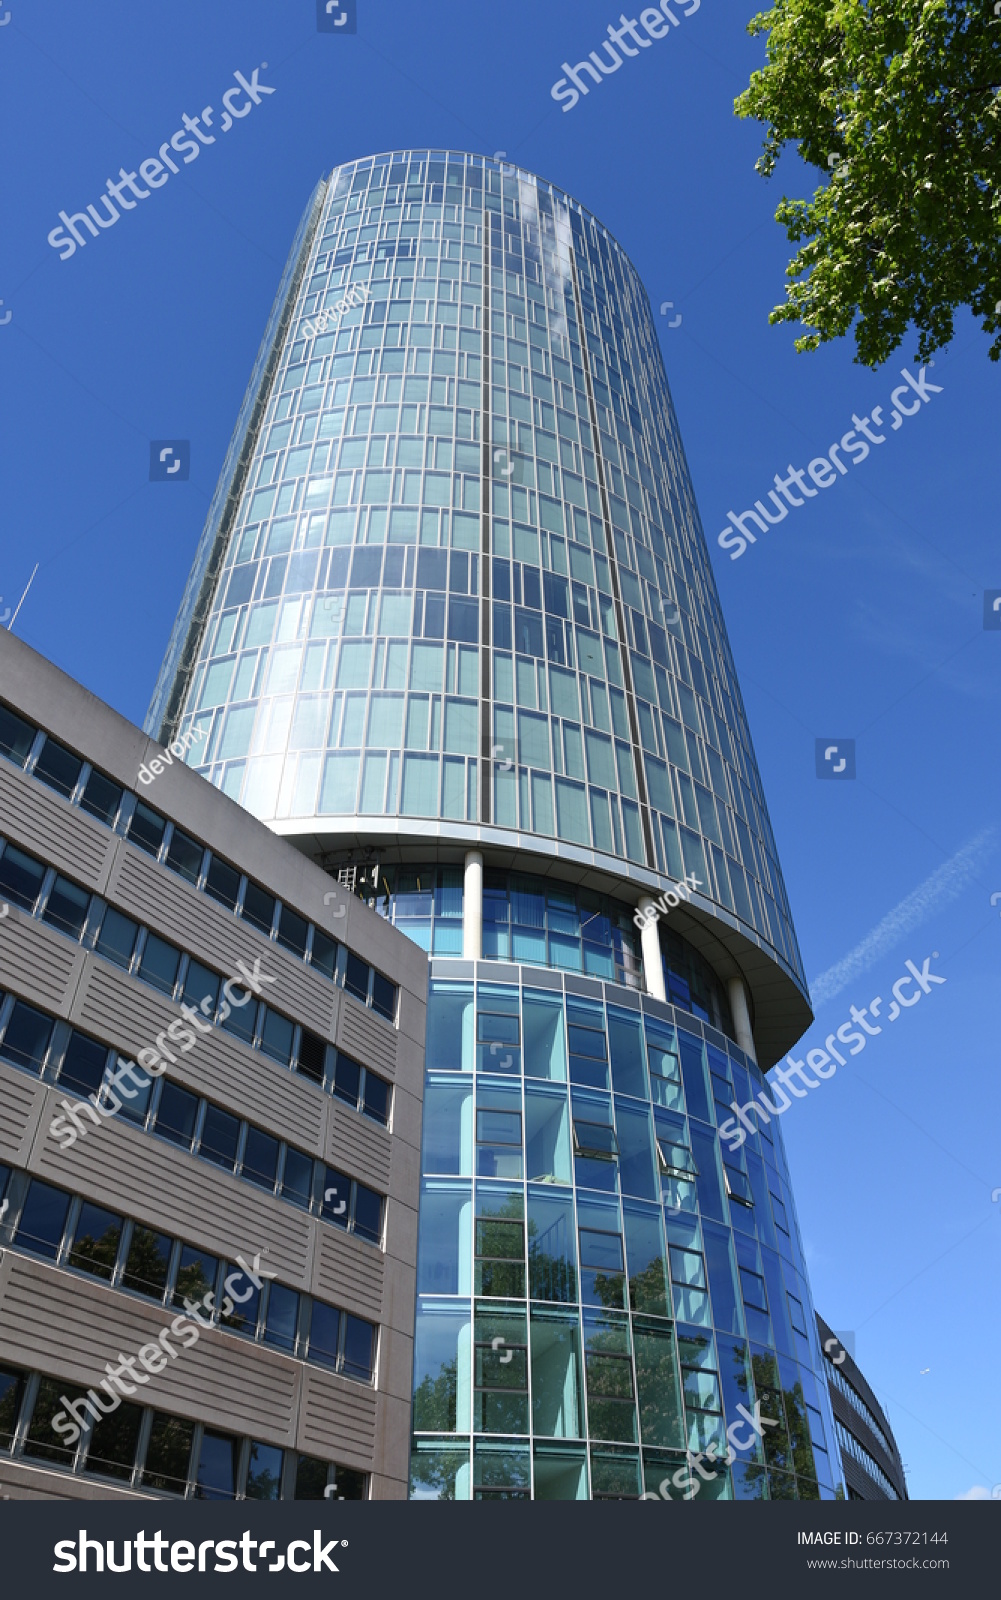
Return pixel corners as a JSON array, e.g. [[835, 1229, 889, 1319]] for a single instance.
[[152, 150, 838, 1500], [155, 149, 806, 996]]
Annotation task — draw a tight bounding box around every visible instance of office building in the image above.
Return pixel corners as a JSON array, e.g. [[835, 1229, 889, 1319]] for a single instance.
[[0, 632, 426, 1500], [146, 149, 844, 1499], [817, 1316, 908, 1501]]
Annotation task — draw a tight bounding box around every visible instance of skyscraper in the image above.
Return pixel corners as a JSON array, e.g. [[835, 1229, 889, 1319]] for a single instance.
[[148, 150, 844, 1500]]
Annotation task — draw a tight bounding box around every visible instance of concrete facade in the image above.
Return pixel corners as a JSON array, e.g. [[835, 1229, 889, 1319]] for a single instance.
[[0, 628, 426, 1499]]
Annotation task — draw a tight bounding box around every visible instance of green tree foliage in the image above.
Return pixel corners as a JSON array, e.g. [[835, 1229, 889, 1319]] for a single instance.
[[735, 0, 1001, 363]]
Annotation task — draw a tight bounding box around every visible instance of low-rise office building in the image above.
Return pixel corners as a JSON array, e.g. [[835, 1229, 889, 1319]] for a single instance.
[[0, 630, 426, 1500], [817, 1316, 908, 1501]]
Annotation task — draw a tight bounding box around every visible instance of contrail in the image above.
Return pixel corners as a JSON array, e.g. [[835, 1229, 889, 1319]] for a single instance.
[[809, 828, 994, 1010]]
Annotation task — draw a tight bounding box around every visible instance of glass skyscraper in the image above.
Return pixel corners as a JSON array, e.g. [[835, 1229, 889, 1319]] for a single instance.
[[148, 150, 843, 1501]]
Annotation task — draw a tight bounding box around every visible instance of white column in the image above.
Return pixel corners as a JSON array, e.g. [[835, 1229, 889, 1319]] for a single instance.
[[727, 975, 757, 1063], [463, 850, 483, 961], [638, 897, 667, 1003]]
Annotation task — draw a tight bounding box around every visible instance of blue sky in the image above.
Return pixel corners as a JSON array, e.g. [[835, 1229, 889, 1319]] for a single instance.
[[2, 0, 998, 1502]]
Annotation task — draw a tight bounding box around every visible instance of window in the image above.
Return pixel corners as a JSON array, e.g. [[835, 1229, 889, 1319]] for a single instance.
[[343, 1317, 375, 1382], [165, 826, 203, 884], [182, 960, 219, 1013], [220, 1264, 260, 1336], [59, 1030, 109, 1095], [294, 1454, 330, 1500], [475, 1216, 525, 1297], [0, 1366, 26, 1451], [155, 1083, 200, 1149], [307, 1302, 341, 1370], [80, 769, 123, 827], [142, 1413, 194, 1494], [656, 1138, 697, 1179], [260, 1007, 294, 1066], [579, 1229, 624, 1271], [372, 971, 396, 1021], [33, 737, 83, 799], [15, 1180, 71, 1259], [724, 1165, 754, 1207], [739, 1268, 768, 1313], [127, 801, 167, 857], [332, 1052, 361, 1107], [572, 1121, 618, 1159], [242, 1127, 280, 1191], [0, 705, 36, 765], [68, 1203, 123, 1280], [195, 1430, 238, 1499], [138, 932, 182, 994], [42, 874, 91, 938], [241, 881, 276, 935], [122, 1226, 173, 1299], [84, 1403, 143, 1482], [25, 1378, 84, 1464], [0, 843, 46, 911], [344, 952, 369, 1003], [1, 1001, 54, 1072], [95, 907, 140, 968], [264, 1282, 300, 1353], [245, 1441, 284, 1500], [199, 1105, 241, 1170], [204, 854, 240, 910], [353, 1183, 383, 1244], [477, 1109, 521, 1144], [277, 905, 309, 956], [173, 1246, 218, 1308], [281, 1148, 314, 1210], [362, 1072, 389, 1125], [311, 928, 338, 979]]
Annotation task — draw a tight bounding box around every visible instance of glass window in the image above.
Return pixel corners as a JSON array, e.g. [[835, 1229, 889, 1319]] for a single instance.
[[219, 1262, 261, 1336], [572, 1121, 618, 1159], [332, 1052, 361, 1108], [127, 801, 167, 857], [138, 932, 182, 994], [0, 705, 36, 766], [294, 1454, 330, 1500], [243, 1127, 280, 1190], [476, 1109, 521, 1144], [0, 843, 46, 911], [260, 1007, 294, 1066], [33, 737, 83, 798], [84, 1402, 143, 1481], [173, 1245, 219, 1309], [142, 1413, 194, 1494], [241, 881, 276, 935], [218, 983, 257, 1045], [307, 1301, 341, 1370], [353, 1183, 383, 1244], [344, 951, 370, 1003], [204, 854, 241, 910], [0, 1366, 26, 1450], [579, 1229, 624, 1271], [182, 960, 219, 1014], [363, 1072, 390, 1125], [16, 1180, 71, 1259], [80, 768, 123, 826], [343, 1315, 375, 1382], [95, 907, 139, 968], [155, 1082, 200, 1149], [264, 1282, 300, 1353], [277, 904, 309, 956], [199, 1105, 241, 1170], [24, 1378, 84, 1464], [43, 874, 91, 939], [282, 1147, 314, 1209], [68, 1202, 123, 1279], [372, 971, 396, 1021], [311, 928, 338, 979], [59, 1030, 109, 1095], [122, 1226, 173, 1299], [195, 1430, 238, 1499], [245, 1441, 284, 1500], [1, 1000, 54, 1073], [165, 826, 204, 884]]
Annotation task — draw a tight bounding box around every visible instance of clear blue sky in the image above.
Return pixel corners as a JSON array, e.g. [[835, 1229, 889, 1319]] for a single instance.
[[2, 0, 998, 1502]]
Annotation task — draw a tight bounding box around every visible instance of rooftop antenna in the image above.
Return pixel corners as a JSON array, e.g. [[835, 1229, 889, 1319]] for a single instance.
[[7, 563, 39, 631]]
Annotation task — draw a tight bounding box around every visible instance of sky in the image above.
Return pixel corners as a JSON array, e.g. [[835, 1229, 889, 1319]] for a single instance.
[[1, 0, 998, 1503]]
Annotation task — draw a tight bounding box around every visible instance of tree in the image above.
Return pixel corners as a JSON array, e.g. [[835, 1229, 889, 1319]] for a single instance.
[[735, 0, 1001, 365]]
